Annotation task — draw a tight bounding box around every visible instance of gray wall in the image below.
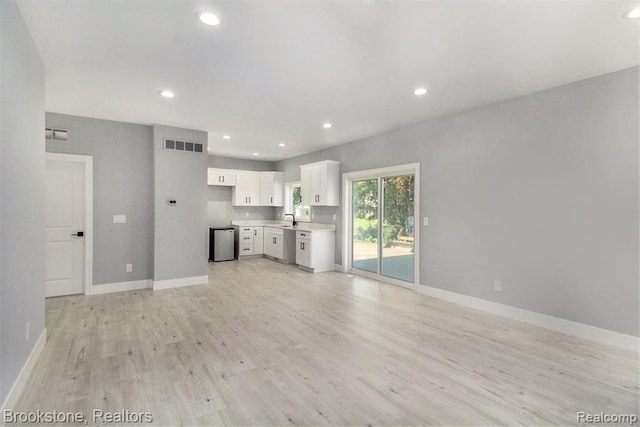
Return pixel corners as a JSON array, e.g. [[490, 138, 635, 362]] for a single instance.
[[0, 0, 46, 404], [207, 155, 277, 227], [154, 125, 208, 281], [45, 113, 154, 286], [276, 67, 639, 337], [208, 155, 275, 171]]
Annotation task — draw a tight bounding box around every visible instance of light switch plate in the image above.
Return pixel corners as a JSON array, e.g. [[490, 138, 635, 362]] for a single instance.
[[113, 215, 127, 224], [423, 217, 429, 226]]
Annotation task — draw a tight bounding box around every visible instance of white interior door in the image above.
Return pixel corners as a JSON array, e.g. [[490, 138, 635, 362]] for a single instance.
[[45, 159, 85, 297]]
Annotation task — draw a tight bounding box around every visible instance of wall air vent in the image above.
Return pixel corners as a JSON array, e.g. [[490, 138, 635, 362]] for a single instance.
[[164, 138, 204, 154], [46, 128, 69, 141]]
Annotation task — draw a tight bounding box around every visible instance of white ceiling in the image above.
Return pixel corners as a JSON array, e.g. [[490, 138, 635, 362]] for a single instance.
[[17, 0, 640, 161]]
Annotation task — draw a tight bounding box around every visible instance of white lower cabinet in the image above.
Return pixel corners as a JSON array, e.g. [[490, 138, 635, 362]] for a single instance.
[[253, 226, 263, 255], [296, 232, 311, 268], [264, 227, 284, 260], [233, 224, 333, 270], [235, 226, 263, 257], [295, 231, 335, 273]]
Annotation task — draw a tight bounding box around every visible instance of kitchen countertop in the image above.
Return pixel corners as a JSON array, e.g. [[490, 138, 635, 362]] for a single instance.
[[231, 220, 336, 233]]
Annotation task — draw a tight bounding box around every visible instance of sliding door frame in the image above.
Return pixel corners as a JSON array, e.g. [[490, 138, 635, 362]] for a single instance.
[[342, 163, 420, 289]]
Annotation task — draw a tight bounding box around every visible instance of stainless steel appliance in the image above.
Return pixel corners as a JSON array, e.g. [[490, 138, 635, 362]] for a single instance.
[[209, 227, 235, 261]]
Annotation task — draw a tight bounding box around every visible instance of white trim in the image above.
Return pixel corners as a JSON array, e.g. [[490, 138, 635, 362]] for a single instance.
[[0, 328, 47, 412], [350, 267, 416, 290], [342, 162, 420, 286], [334, 263, 346, 272], [91, 279, 152, 295], [416, 284, 639, 352], [45, 153, 93, 295], [153, 275, 209, 291]]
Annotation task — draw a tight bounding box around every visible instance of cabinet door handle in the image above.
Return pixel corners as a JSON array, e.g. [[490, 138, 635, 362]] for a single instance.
[[254, 229, 257, 236], [273, 237, 276, 244], [271, 197, 273, 204], [299, 242, 303, 250], [218, 176, 222, 182], [248, 196, 251, 204], [302, 242, 305, 250], [222, 176, 225, 183]]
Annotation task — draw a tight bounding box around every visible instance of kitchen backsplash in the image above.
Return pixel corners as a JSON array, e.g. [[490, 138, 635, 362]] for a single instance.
[[208, 186, 276, 228]]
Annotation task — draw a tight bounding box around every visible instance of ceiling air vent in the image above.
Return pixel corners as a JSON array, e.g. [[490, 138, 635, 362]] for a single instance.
[[164, 138, 204, 154], [46, 128, 69, 141]]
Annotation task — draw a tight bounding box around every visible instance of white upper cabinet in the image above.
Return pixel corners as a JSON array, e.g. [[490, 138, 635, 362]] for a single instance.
[[259, 172, 284, 206], [300, 160, 340, 206], [207, 168, 235, 186], [232, 171, 260, 206], [208, 167, 285, 207]]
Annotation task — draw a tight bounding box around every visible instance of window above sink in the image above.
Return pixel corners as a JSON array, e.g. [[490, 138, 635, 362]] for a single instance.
[[284, 181, 310, 222]]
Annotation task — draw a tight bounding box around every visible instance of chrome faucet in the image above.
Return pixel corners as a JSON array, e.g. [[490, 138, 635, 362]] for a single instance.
[[285, 213, 297, 227]]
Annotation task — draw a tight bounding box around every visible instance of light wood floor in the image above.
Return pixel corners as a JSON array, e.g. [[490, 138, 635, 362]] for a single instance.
[[16, 258, 639, 425]]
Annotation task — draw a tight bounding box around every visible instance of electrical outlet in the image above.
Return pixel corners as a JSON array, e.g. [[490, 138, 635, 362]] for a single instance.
[[494, 280, 502, 292], [332, 214, 336, 221], [126, 263, 133, 273], [113, 215, 127, 224], [245, 212, 249, 218], [26, 322, 30, 341], [424, 217, 429, 226]]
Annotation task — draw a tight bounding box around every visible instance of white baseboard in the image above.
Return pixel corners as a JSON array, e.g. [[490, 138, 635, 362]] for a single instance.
[[416, 284, 639, 352], [90, 279, 152, 295], [334, 263, 346, 272], [153, 275, 209, 291], [0, 328, 47, 412]]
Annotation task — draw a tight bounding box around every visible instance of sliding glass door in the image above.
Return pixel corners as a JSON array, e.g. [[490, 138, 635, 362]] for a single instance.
[[381, 175, 415, 282], [351, 173, 415, 284], [352, 179, 379, 274]]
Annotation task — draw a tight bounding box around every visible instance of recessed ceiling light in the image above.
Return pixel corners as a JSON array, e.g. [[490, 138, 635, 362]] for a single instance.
[[278, 143, 286, 147], [624, 6, 640, 19], [414, 87, 428, 96], [252, 152, 259, 156], [159, 90, 175, 98], [222, 135, 231, 139], [198, 12, 220, 26], [322, 122, 332, 129]]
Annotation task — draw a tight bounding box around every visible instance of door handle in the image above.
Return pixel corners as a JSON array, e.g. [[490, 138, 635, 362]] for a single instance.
[[71, 231, 84, 237]]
